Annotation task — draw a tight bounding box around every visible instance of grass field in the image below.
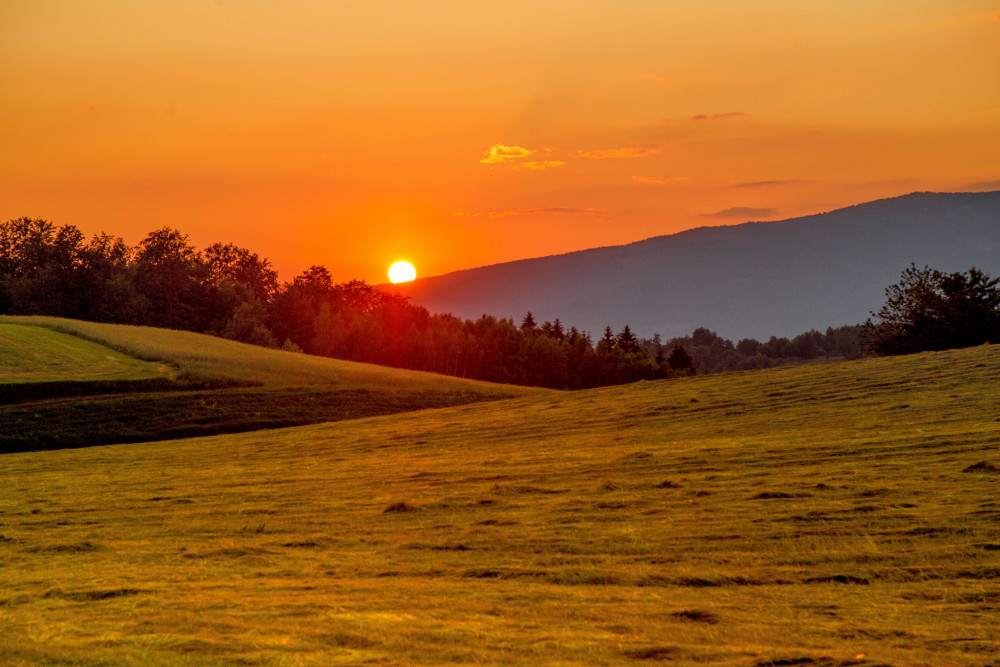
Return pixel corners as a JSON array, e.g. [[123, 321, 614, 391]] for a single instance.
[[0, 323, 173, 384], [1, 342, 998, 665], [0, 317, 540, 452]]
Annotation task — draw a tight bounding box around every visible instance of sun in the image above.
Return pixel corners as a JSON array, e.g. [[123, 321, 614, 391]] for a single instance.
[[388, 260, 416, 283]]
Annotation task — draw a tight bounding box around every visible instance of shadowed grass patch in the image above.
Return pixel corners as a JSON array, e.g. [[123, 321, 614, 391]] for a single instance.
[[383, 501, 420, 514], [323, 631, 377, 649], [963, 460, 999, 473], [670, 609, 719, 623], [26, 542, 102, 553], [623, 645, 684, 660], [43, 588, 144, 602]]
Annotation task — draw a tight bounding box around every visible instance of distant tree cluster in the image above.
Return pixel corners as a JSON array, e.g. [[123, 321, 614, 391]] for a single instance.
[[864, 264, 1000, 355], [1, 217, 874, 388], [638, 324, 864, 375]]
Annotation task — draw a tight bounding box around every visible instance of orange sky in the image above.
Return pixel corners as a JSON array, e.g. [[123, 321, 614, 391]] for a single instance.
[[3, 1, 999, 283]]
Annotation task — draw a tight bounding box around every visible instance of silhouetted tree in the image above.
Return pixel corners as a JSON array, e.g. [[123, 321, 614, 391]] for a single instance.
[[0, 218, 86, 317], [691, 327, 720, 347], [133, 228, 213, 330], [736, 338, 761, 356], [84, 232, 147, 324], [204, 242, 278, 303], [865, 264, 1000, 355], [760, 336, 793, 359], [792, 330, 825, 359], [938, 268, 1000, 348], [599, 326, 616, 352], [616, 325, 639, 354], [667, 344, 695, 374]]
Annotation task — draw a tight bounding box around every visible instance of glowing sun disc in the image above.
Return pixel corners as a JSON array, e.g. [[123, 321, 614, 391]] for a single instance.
[[388, 260, 416, 283]]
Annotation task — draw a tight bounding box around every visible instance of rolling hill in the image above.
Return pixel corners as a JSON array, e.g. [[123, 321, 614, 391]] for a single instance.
[[1, 343, 998, 664], [0, 316, 542, 452], [393, 191, 1000, 340]]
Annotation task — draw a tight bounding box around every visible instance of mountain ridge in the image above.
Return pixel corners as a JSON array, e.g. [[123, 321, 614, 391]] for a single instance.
[[393, 191, 1000, 340]]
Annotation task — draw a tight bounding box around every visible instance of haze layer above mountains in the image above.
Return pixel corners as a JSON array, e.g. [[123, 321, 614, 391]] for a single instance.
[[394, 192, 1000, 340]]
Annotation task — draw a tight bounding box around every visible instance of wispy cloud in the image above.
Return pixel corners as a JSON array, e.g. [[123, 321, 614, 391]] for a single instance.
[[701, 206, 778, 219], [516, 160, 565, 170], [480, 144, 534, 164], [691, 111, 747, 121], [631, 176, 690, 185], [960, 178, 1000, 192], [453, 207, 604, 219], [535, 207, 604, 215], [581, 147, 659, 159], [732, 179, 799, 188]]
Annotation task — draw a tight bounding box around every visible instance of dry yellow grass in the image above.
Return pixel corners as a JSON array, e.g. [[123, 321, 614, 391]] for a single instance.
[[1, 344, 999, 665]]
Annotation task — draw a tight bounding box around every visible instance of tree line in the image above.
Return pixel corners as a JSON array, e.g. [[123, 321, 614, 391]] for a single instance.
[[14, 217, 983, 390]]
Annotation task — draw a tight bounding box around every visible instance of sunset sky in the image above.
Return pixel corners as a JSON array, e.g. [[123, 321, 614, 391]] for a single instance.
[[3, 1, 999, 283]]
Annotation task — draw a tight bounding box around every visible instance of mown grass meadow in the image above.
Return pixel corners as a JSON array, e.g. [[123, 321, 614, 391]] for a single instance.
[[1, 339, 998, 665]]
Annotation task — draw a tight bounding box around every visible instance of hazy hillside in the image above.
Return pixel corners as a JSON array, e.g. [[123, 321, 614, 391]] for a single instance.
[[394, 191, 1000, 340]]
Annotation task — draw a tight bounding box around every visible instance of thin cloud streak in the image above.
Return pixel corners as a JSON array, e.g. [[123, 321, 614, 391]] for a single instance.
[[631, 176, 690, 185], [701, 206, 778, 219], [581, 147, 659, 159], [453, 207, 605, 219], [691, 111, 747, 121], [733, 180, 799, 188]]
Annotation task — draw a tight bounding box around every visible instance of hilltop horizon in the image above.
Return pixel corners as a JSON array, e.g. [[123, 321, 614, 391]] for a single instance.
[[386, 189, 998, 282], [391, 190, 1000, 340]]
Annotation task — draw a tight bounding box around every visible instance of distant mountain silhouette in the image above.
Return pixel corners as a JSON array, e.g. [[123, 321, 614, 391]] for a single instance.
[[392, 192, 1000, 340]]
